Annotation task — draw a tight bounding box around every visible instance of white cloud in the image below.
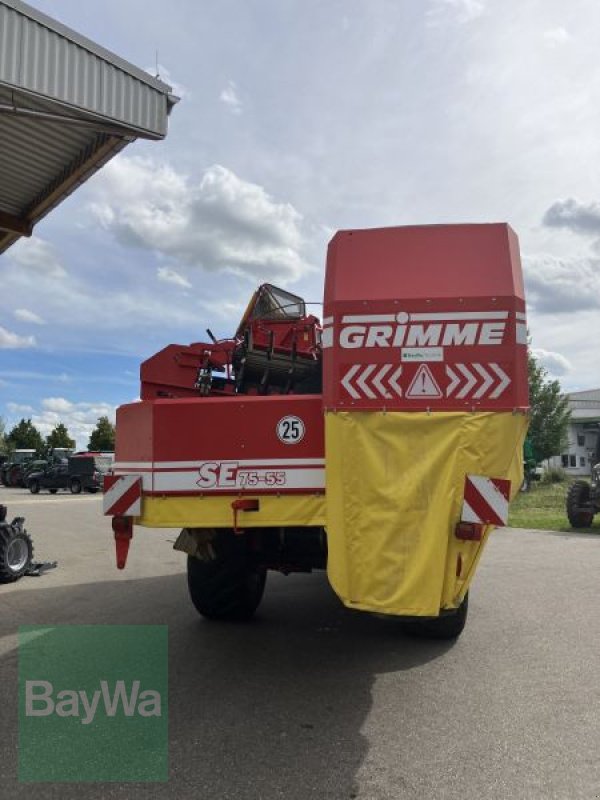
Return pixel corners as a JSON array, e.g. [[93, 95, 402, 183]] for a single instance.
[[531, 348, 572, 378], [543, 27, 570, 47], [31, 398, 117, 450], [157, 266, 192, 289], [6, 402, 34, 414], [427, 0, 485, 25], [219, 81, 242, 114], [89, 157, 314, 283], [0, 326, 36, 349], [9, 237, 67, 278], [14, 308, 45, 325], [543, 197, 600, 237], [524, 254, 600, 313]]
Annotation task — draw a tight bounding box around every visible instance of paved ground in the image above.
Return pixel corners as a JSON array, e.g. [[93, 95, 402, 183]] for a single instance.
[[1, 487, 599, 799]]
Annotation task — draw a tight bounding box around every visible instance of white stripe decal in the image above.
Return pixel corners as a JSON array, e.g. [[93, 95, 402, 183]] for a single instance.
[[321, 327, 333, 348], [461, 499, 480, 525], [515, 311, 527, 320], [468, 475, 508, 523], [409, 311, 509, 321], [113, 458, 325, 470], [516, 323, 528, 344], [154, 467, 325, 493], [342, 314, 397, 323]]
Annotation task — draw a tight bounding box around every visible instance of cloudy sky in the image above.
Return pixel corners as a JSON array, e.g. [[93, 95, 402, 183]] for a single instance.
[[1, 0, 600, 447]]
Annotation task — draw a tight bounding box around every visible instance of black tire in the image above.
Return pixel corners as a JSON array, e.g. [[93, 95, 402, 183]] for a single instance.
[[49, 489, 58, 494], [70, 479, 82, 495], [403, 593, 469, 640], [187, 530, 266, 621], [566, 480, 594, 528], [29, 479, 40, 495], [0, 521, 33, 583]]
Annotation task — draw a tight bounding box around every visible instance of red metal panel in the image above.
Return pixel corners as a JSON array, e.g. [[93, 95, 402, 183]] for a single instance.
[[114, 395, 325, 496], [322, 224, 529, 411]]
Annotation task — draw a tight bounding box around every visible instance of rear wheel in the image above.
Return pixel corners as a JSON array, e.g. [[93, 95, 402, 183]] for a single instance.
[[566, 480, 594, 528], [402, 593, 469, 640], [70, 479, 82, 494], [29, 479, 40, 494], [187, 530, 266, 621], [0, 522, 33, 583]]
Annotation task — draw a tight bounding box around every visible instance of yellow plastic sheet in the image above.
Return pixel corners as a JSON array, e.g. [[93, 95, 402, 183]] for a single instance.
[[325, 411, 528, 616], [138, 493, 326, 530]]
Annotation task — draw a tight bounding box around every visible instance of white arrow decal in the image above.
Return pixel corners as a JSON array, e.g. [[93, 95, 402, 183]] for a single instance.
[[341, 364, 361, 399], [446, 365, 460, 397], [357, 364, 377, 399], [456, 364, 476, 399], [372, 364, 393, 399], [472, 363, 493, 399], [489, 363, 511, 398], [389, 365, 403, 397]]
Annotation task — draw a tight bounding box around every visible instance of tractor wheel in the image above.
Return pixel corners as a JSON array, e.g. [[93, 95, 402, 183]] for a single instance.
[[566, 481, 594, 528], [29, 479, 40, 494], [70, 479, 82, 495], [0, 522, 33, 583], [402, 593, 469, 640], [187, 530, 266, 621]]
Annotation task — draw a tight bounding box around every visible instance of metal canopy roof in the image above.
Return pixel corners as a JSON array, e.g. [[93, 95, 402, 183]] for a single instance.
[[0, 0, 178, 253]]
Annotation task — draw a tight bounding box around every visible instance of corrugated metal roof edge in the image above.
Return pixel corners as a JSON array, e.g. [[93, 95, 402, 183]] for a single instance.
[[0, 133, 128, 255], [2, 0, 176, 99]]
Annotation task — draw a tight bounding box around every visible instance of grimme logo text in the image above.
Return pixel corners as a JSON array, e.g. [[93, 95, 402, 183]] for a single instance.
[[25, 680, 162, 725]]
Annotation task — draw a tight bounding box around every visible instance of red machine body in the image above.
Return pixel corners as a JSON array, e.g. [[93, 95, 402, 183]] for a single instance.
[[323, 224, 528, 412]]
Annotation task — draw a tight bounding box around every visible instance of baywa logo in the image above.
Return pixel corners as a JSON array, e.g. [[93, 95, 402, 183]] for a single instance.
[[25, 679, 162, 725], [19, 625, 168, 783]]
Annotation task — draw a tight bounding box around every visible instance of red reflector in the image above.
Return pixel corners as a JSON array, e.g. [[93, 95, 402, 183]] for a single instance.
[[231, 499, 260, 512], [112, 516, 133, 537], [455, 521, 484, 541], [231, 498, 260, 533], [112, 516, 133, 569]]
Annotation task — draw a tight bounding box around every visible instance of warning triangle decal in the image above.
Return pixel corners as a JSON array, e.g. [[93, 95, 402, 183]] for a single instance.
[[406, 364, 443, 398]]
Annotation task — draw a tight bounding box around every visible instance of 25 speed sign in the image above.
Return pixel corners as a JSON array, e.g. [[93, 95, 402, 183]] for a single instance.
[[276, 416, 305, 444]]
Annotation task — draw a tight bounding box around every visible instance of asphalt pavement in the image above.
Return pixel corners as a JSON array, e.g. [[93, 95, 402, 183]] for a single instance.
[[1, 487, 599, 799]]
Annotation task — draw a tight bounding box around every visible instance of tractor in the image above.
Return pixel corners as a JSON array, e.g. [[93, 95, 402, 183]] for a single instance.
[[566, 428, 600, 528]]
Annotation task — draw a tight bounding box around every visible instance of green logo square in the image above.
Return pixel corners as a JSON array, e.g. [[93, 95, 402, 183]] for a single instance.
[[19, 625, 168, 782]]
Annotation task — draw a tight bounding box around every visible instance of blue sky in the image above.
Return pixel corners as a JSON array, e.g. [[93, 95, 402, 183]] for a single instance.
[[2, 0, 600, 447]]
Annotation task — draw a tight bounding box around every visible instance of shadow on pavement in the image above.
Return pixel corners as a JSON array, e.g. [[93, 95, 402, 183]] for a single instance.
[[1, 569, 455, 799]]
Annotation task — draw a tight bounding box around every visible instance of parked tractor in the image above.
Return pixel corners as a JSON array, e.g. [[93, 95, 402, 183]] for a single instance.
[[0, 504, 33, 582], [0, 449, 37, 487], [566, 429, 600, 528], [104, 224, 529, 638]]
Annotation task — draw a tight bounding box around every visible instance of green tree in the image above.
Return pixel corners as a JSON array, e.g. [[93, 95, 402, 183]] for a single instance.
[[528, 351, 571, 462], [6, 418, 45, 454], [45, 422, 76, 452], [88, 416, 115, 452], [0, 416, 7, 454]]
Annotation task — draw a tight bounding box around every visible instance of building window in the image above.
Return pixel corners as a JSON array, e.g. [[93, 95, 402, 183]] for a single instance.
[[578, 434, 585, 447], [562, 454, 569, 467], [580, 457, 587, 467], [570, 455, 577, 468]]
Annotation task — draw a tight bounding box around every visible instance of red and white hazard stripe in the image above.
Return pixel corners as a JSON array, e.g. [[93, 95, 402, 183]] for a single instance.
[[461, 474, 511, 527], [103, 475, 142, 517]]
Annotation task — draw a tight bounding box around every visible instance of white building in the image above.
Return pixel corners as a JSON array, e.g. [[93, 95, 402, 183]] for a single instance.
[[549, 389, 600, 476]]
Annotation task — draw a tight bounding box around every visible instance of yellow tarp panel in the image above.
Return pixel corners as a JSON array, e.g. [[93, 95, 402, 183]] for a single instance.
[[325, 411, 528, 617], [137, 493, 326, 529]]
